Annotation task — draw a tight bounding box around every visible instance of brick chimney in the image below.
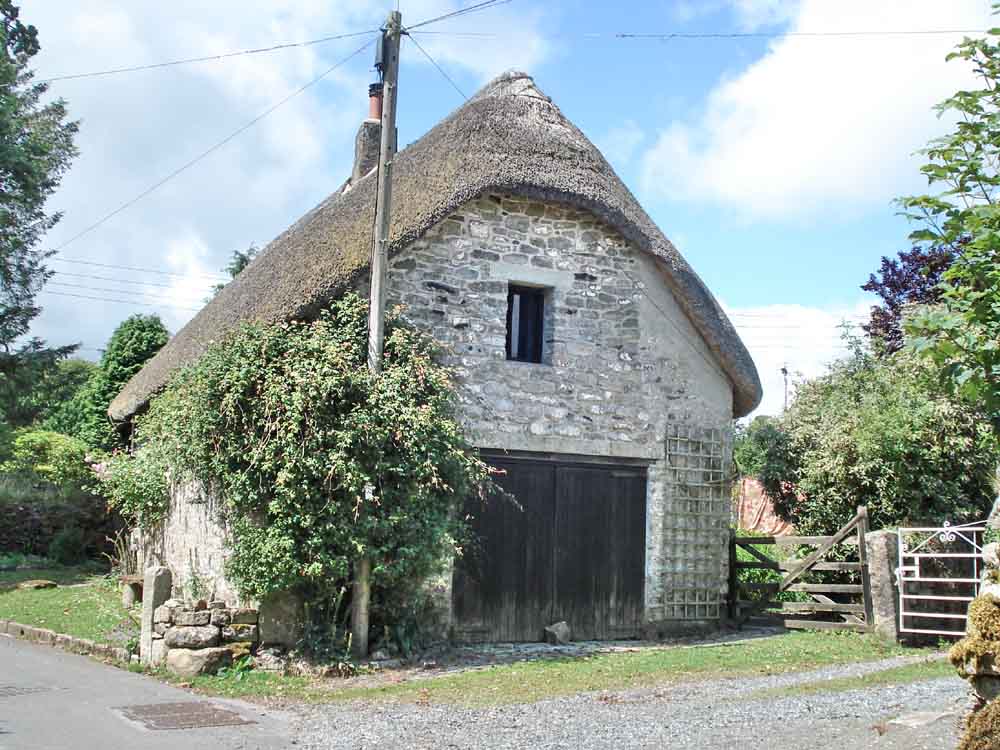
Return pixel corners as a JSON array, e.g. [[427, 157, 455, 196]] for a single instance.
[[352, 83, 382, 183]]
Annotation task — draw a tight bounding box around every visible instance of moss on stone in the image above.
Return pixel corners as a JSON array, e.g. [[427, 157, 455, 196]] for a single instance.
[[951, 635, 1000, 678], [969, 595, 1000, 640], [960, 698, 1000, 750]]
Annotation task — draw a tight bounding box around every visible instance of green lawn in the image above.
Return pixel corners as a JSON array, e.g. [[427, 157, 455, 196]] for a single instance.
[[0, 565, 138, 646], [184, 631, 935, 707]]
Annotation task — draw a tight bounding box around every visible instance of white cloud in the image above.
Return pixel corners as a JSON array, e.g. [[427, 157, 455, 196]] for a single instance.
[[671, 0, 800, 30], [24, 1, 550, 355], [642, 0, 991, 219], [725, 300, 872, 416], [596, 120, 645, 168]]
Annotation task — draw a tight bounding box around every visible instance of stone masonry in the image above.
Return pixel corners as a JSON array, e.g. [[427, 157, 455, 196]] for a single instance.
[[142, 192, 737, 636], [381, 192, 735, 629], [149, 597, 260, 677]]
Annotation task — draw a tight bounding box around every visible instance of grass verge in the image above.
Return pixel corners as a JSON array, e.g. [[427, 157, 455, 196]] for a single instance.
[[0, 565, 137, 645], [742, 658, 953, 700], [183, 631, 932, 707]]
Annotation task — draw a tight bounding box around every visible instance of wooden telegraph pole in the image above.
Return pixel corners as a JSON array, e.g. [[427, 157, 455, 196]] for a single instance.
[[353, 9, 401, 662]]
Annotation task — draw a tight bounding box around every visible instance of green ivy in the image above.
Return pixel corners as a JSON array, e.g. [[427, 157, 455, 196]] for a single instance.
[[101, 294, 492, 613]]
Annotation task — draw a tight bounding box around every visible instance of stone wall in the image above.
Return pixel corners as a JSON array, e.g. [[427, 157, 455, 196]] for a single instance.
[[151, 597, 260, 676], [140, 191, 738, 638], [381, 192, 735, 630], [137, 480, 237, 604]]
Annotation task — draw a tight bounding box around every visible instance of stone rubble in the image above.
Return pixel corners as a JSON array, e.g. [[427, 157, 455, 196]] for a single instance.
[[148, 596, 260, 676]]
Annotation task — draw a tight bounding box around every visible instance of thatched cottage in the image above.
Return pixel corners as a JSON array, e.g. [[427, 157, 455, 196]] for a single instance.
[[110, 71, 762, 643]]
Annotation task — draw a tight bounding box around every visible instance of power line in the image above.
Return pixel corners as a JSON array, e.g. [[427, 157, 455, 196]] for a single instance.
[[405, 0, 512, 32], [405, 32, 468, 100], [37, 30, 379, 84], [48, 281, 204, 304], [50, 257, 227, 281], [50, 37, 377, 255], [41, 290, 202, 312], [412, 27, 990, 40], [53, 270, 214, 289]]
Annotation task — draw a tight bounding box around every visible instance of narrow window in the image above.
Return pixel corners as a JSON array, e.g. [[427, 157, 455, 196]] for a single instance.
[[506, 285, 545, 363]]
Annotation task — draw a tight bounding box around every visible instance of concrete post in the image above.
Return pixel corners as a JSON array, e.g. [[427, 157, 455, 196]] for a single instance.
[[139, 566, 172, 665], [865, 530, 900, 643]]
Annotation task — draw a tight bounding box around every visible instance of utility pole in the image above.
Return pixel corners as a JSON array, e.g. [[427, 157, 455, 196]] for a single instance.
[[781, 365, 789, 413], [353, 9, 401, 662]]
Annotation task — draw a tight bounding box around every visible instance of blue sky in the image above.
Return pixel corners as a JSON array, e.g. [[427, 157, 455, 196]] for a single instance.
[[26, 0, 994, 415]]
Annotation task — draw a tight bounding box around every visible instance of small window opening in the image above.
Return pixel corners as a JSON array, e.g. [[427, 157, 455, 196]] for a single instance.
[[506, 285, 545, 363]]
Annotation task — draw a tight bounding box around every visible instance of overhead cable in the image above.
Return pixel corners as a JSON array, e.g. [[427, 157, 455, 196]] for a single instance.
[[406, 33, 468, 100], [50, 38, 376, 255], [38, 29, 378, 84]]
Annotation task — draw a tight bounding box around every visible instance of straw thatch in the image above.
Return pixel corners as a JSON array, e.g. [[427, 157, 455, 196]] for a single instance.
[[110, 71, 762, 420]]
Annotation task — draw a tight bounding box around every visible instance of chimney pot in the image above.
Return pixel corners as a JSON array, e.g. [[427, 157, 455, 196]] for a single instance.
[[368, 82, 383, 121]]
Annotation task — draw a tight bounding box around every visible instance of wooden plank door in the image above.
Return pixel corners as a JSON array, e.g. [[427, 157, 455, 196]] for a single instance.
[[452, 459, 556, 642], [553, 466, 647, 640]]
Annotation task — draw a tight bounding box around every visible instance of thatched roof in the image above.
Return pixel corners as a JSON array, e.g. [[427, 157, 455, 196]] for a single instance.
[[110, 71, 762, 420]]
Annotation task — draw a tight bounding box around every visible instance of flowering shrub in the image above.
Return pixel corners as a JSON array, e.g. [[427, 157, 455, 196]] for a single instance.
[[101, 294, 493, 609]]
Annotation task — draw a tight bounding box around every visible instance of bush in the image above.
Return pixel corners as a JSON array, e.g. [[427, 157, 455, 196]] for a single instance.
[[750, 341, 998, 536], [48, 525, 87, 565], [100, 293, 493, 630], [2, 429, 93, 488]]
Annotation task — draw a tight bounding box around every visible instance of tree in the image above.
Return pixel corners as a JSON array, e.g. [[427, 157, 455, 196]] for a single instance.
[[862, 245, 956, 353], [60, 315, 168, 450], [0, 357, 94, 429], [748, 340, 997, 536], [900, 27, 1000, 433], [0, 2, 79, 393], [210, 244, 258, 296]]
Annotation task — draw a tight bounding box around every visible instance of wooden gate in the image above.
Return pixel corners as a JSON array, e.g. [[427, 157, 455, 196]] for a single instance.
[[729, 505, 874, 632], [453, 455, 647, 642]]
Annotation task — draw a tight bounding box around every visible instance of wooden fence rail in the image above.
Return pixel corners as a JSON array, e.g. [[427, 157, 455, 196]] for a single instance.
[[728, 505, 874, 632]]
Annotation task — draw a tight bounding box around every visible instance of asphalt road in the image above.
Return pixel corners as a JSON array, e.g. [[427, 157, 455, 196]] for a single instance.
[[0, 636, 293, 750]]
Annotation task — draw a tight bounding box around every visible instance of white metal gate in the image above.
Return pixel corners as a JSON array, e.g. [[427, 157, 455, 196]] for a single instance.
[[896, 520, 987, 637]]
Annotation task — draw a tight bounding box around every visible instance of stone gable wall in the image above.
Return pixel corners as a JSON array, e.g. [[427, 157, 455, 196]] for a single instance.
[[380, 192, 735, 628]]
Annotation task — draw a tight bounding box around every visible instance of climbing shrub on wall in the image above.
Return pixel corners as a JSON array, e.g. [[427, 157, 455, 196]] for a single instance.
[[101, 293, 492, 611]]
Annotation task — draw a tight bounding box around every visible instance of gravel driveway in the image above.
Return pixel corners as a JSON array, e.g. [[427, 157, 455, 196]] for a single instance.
[[293, 657, 965, 750]]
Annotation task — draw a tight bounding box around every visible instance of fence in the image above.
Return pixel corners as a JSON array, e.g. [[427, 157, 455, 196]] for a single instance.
[[729, 506, 874, 632], [896, 520, 988, 638]]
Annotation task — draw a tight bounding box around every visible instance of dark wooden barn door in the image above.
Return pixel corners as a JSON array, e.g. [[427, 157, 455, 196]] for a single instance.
[[452, 458, 557, 642], [452, 456, 646, 642], [552, 466, 647, 640]]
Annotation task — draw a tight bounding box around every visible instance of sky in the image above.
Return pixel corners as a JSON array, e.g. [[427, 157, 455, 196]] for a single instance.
[[24, 0, 995, 416]]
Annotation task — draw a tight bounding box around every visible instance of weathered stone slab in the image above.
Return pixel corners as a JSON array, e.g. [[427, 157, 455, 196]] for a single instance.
[[866, 529, 900, 643], [258, 592, 302, 647], [544, 621, 571, 645], [165, 647, 231, 677], [17, 580, 57, 590], [231, 608, 259, 625], [210, 609, 232, 627], [149, 638, 167, 667], [984, 541, 999, 567], [139, 566, 172, 666], [175, 610, 211, 627], [121, 580, 142, 608], [222, 624, 259, 643], [164, 625, 220, 649], [153, 604, 174, 624]]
